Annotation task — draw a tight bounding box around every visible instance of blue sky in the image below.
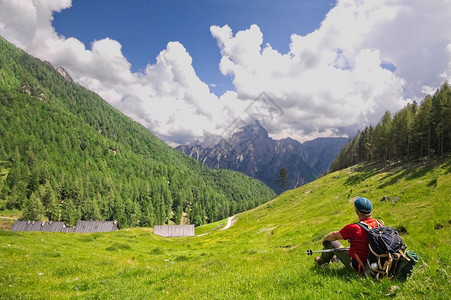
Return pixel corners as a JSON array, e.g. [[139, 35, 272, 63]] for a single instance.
[[0, 0, 450, 145], [53, 0, 336, 96]]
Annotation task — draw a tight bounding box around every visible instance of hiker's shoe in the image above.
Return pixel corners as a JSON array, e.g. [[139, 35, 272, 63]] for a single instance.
[[314, 257, 328, 267]]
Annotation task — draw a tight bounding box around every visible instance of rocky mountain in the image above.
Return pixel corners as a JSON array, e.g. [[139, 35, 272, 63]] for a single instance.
[[177, 121, 348, 193], [56, 66, 74, 82], [301, 137, 350, 174]]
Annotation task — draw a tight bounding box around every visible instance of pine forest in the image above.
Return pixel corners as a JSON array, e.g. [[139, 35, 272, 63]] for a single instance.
[[331, 82, 451, 171]]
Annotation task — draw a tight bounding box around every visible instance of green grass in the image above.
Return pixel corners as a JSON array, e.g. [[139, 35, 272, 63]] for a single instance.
[[0, 158, 449, 299], [0, 209, 21, 218], [194, 219, 226, 235]]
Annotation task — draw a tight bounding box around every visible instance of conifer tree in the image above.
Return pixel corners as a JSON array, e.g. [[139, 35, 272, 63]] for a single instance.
[[39, 180, 60, 221], [21, 191, 45, 221], [275, 167, 288, 192]]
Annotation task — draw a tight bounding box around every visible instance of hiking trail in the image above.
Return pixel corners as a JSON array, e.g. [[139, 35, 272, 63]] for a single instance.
[[197, 215, 237, 236], [220, 216, 237, 231]]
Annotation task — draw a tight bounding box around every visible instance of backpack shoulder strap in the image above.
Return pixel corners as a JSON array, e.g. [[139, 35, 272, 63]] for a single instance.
[[356, 221, 371, 232], [356, 219, 384, 231]]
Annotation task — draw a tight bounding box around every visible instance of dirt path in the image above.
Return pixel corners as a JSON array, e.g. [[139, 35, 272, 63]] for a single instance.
[[220, 216, 237, 231], [0, 216, 18, 220], [197, 215, 237, 236]]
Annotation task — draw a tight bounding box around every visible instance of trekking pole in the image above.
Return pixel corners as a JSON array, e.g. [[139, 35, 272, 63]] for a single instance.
[[303, 247, 350, 255]]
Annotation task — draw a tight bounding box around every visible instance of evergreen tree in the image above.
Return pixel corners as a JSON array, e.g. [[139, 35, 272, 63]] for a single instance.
[[415, 96, 433, 158], [39, 180, 60, 221], [61, 199, 79, 226], [274, 168, 288, 192], [21, 191, 44, 221], [174, 204, 183, 225]]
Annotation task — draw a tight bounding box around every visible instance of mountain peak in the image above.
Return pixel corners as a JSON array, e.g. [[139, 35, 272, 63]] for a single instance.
[[238, 120, 268, 138], [202, 133, 223, 147], [178, 120, 348, 194]]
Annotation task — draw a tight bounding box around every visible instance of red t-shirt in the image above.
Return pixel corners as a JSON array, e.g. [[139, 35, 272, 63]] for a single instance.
[[339, 218, 380, 264]]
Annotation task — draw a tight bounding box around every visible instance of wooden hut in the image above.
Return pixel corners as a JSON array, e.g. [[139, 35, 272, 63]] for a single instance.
[[153, 225, 195, 237]]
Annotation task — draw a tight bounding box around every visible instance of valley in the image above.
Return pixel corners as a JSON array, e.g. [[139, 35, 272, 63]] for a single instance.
[[1, 158, 449, 299]]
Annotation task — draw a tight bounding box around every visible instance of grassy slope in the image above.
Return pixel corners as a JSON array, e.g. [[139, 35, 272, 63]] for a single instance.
[[0, 158, 449, 299]]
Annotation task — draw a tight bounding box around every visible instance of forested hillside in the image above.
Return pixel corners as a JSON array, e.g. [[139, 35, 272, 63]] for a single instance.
[[0, 36, 275, 227], [331, 82, 451, 171]]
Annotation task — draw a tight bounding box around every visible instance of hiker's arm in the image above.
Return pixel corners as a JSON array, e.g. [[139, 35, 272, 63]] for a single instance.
[[322, 231, 343, 243]]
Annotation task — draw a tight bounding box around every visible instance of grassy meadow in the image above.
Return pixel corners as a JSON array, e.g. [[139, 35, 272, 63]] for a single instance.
[[0, 157, 450, 299]]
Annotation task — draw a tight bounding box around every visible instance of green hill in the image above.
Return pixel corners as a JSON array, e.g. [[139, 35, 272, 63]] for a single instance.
[[1, 157, 449, 299], [0, 36, 275, 227]]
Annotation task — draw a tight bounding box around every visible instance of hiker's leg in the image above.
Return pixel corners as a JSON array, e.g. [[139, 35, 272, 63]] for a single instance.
[[334, 249, 353, 271], [316, 241, 343, 264]]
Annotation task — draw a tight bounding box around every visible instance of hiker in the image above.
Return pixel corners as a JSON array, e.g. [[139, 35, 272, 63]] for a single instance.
[[314, 197, 382, 274]]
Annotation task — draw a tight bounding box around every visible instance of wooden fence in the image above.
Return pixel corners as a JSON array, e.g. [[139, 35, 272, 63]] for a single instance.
[[153, 225, 195, 237]]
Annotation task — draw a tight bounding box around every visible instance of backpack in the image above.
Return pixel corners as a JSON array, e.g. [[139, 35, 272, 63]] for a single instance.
[[356, 221, 408, 280], [394, 250, 418, 282]]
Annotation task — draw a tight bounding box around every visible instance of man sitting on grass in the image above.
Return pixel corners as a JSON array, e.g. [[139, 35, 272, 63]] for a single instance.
[[315, 197, 382, 274]]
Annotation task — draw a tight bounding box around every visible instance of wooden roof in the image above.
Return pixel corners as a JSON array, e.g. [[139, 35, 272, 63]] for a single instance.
[[10, 220, 118, 233], [11, 221, 66, 232], [73, 220, 118, 233]]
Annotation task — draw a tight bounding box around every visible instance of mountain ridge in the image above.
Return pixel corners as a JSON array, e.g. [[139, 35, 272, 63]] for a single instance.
[[177, 121, 348, 193]]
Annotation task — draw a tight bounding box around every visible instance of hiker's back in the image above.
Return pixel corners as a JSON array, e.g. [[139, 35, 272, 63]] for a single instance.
[[341, 218, 380, 263], [357, 222, 417, 280]]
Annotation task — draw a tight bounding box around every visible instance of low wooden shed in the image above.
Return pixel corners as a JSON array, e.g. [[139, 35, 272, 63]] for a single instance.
[[10, 220, 118, 233], [73, 220, 119, 233], [153, 225, 195, 237], [11, 221, 66, 232]]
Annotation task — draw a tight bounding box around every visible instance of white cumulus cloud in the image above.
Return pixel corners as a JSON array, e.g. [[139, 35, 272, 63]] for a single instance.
[[0, 0, 450, 144], [0, 0, 231, 144], [210, 0, 451, 141]]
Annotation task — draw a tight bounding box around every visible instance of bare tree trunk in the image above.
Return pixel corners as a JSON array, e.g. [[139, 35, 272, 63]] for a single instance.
[[428, 122, 431, 158]]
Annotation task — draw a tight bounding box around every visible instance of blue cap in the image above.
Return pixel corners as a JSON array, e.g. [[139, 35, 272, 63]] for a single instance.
[[354, 197, 373, 214]]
